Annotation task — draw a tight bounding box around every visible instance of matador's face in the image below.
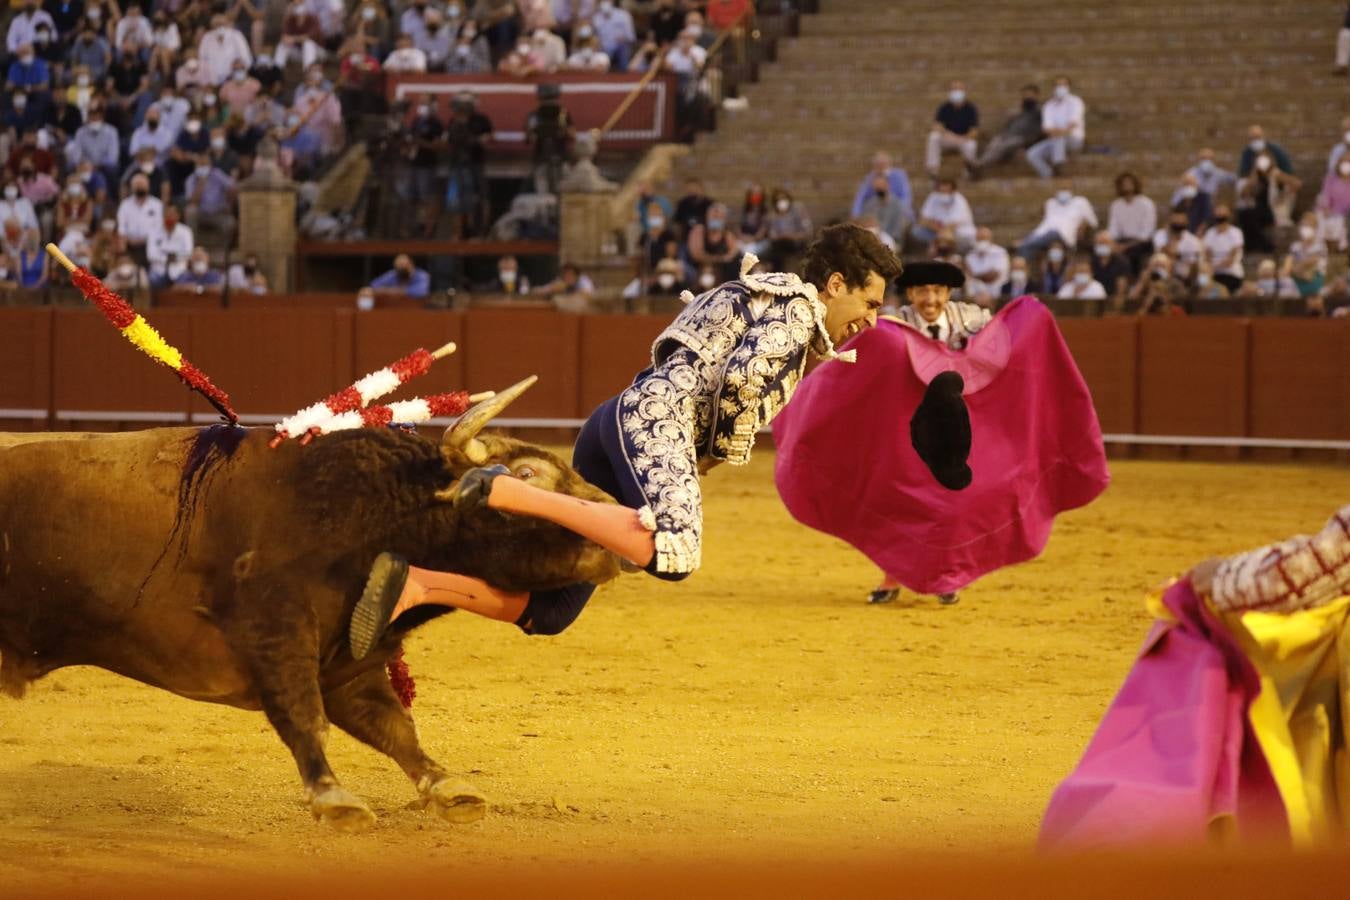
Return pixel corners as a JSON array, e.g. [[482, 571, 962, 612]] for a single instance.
[[821, 270, 885, 346]]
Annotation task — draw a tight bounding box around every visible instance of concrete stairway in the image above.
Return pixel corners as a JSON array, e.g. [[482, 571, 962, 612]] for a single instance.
[[669, 0, 1343, 248]]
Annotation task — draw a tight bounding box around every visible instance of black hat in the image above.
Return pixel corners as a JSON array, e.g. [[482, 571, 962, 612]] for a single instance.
[[895, 260, 965, 290]]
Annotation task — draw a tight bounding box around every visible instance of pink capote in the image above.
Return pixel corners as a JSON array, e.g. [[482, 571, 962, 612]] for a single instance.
[[771, 296, 1109, 595], [1038, 580, 1287, 849]]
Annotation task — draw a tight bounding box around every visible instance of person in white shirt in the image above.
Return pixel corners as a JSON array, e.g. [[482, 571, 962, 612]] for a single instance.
[[1106, 171, 1156, 271], [116, 174, 165, 262], [963, 226, 1010, 305], [128, 107, 177, 164], [145, 204, 195, 286], [198, 16, 253, 85], [530, 27, 567, 72], [1026, 75, 1086, 179], [0, 182, 40, 238], [1200, 204, 1244, 293], [114, 4, 153, 55], [384, 34, 428, 73], [6, 1, 55, 55], [912, 178, 977, 250], [1056, 260, 1107, 300], [663, 28, 706, 77], [1016, 180, 1098, 259], [563, 35, 611, 72], [592, 0, 635, 69], [1152, 208, 1204, 283]]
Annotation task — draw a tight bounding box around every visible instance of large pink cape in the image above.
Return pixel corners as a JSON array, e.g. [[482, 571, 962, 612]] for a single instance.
[[1038, 580, 1286, 849], [771, 296, 1109, 595]]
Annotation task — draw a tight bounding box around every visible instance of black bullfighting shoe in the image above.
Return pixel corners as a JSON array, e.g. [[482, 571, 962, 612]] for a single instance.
[[937, 592, 960, 605], [909, 370, 973, 491], [868, 587, 900, 604], [451, 464, 511, 510], [349, 552, 410, 661]]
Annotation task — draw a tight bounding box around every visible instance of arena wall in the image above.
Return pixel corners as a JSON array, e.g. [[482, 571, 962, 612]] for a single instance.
[[1, 308, 1347, 442]]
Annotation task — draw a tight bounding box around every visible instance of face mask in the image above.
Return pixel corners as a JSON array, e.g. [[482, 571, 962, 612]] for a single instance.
[[656, 273, 675, 289], [1255, 157, 1271, 172], [13, 96, 26, 110], [195, 165, 210, 176], [186, 121, 202, 135], [1300, 226, 1316, 240], [707, 218, 725, 230], [117, 264, 134, 277], [1152, 267, 1169, 279], [949, 90, 965, 104], [356, 293, 375, 311], [1073, 272, 1090, 285], [77, 74, 91, 87], [1180, 185, 1197, 199], [147, 116, 163, 130], [203, 95, 216, 107], [578, 26, 593, 39], [1010, 271, 1027, 286], [88, 8, 101, 20], [257, 55, 272, 67], [1094, 244, 1110, 258], [35, 32, 50, 44], [1257, 278, 1277, 293], [1047, 248, 1064, 263], [699, 272, 716, 289], [1197, 159, 1214, 175], [776, 199, 790, 213], [101, 220, 116, 232], [1056, 190, 1072, 204], [648, 216, 665, 230], [600, 0, 613, 8], [362, 6, 375, 19], [447, 3, 462, 16], [1197, 274, 1210, 287], [515, 43, 530, 55], [455, 44, 470, 56], [139, 162, 154, 174], [192, 261, 208, 275], [4, 186, 17, 199], [418, 104, 433, 117], [975, 240, 990, 252], [211, 137, 226, 151], [1249, 139, 1265, 152], [1054, 84, 1069, 98], [18, 54, 33, 64], [68, 184, 84, 197], [232, 69, 247, 81], [285, 116, 301, 128], [500, 270, 516, 285], [874, 190, 886, 200]]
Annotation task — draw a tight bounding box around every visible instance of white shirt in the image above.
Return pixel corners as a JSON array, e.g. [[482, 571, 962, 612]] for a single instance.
[[664, 43, 706, 75], [1041, 92, 1086, 142], [919, 190, 975, 229], [1034, 195, 1098, 244], [0, 196, 40, 234], [198, 26, 253, 85], [964, 242, 1010, 297], [593, 4, 635, 51], [1152, 228, 1203, 278], [892, 301, 992, 347], [152, 23, 181, 51], [114, 13, 153, 50], [1201, 224, 1244, 278], [6, 9, 56, 53], [146, 221, 195, 279], [1107, 195, 1156, 242], [384, 46, 428, 73], [129, 121, 178, 162], [1057, 277, 1107, 300], [532, 31, 567, 70], [564, 48, 611, 71], [116, 195, 165, 244]]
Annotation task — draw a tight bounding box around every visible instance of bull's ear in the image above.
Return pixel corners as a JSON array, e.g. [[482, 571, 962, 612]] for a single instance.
[[441, 375, 538, 466]]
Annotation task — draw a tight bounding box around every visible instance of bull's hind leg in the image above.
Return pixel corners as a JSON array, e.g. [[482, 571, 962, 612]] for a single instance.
[[323, 663, 487, 824]]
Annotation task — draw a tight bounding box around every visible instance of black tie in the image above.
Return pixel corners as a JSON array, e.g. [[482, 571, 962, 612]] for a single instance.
[[928, 324, 941, 340]]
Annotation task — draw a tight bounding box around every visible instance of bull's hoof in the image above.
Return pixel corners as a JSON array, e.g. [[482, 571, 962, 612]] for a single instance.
[[420, 777, 487, 824], [310, 784, 377, 833]]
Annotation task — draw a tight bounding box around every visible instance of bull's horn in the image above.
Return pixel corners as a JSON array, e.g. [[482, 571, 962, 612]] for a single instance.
[[442, 375, 538, 464]]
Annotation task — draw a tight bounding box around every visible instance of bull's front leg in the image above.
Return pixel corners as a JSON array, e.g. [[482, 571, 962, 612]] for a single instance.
[[322, 662, 487, 824], [223, 566, 377, 832]]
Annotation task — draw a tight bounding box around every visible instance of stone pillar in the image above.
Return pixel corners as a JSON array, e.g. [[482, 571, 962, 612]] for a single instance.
[[560, 191, 616, 268], [237, 155, 298, 293]]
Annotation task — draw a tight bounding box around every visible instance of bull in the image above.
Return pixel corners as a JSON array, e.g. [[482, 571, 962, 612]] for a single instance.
[[0, 378, 621, 831]]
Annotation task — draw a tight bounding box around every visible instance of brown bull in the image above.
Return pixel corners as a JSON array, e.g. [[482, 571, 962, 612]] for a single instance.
[[0, 379, 621, 831]]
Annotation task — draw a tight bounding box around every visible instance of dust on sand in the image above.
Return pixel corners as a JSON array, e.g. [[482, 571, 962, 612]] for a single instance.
[[1, 455, 1346, 889]]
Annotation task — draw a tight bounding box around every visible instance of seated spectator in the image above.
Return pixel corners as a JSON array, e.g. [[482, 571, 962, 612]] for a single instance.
[[859, 173, 911, 248], [227, 253, 268, 293], [43, 93, 83, 145], [207, 126, 240, 178], [418, 8, 457, 71], [1152, 208, 1203, 284], [563, 33, 611, 72], [14, 158, 57, 208], [1027, 76, 1085, 179], [0, 249, 17, 290], [1177, 148, 1233, 230], [757, 187, 812, 268], [1241, 258, 1299, 301], [445, 23, 493, 73], [1057, 259, 1107, 300], [219, 60, 262, 114], [1002, 255, 1037, 299], [693, 263, 720, 292], [930, 228, 963, 267], [175, 53, 212, 92], [687, 202, 741, 282], [1283, 213, 1329, 298], [122, 147, 169, 203], [116, 3, 154, 58], [496, 38, 541, 77], [67, 25, 112, 85], [89, 218, 119, 275], [648, 257, 687, 296], [3, 91, 44, 137], [471, 0, 523, 60], [963, 227, 1010, 307], [663, 27, 707, 79], [7, 43, 50, 94], [146, 204, 194, 286], [673, 178, 713, 235], [56, 176, 94, 236], [1017, 180, 1097, 259], [277, 0, 323, 71], [912, 178, 976, 251], [249, 49, 283, 94], [1169, 173, 1207, 236], [535, 262, 597, 313], [1107, 172, 1156, 273], [974, 84, 1042, 173], [279, 113, 323, 180], [1319, 157, 1350, 250], [530, 27, 566, 72], [148, 9, 182, 79], [926, 79, 979, 180], [1040, 240, 1070, 295], [355, 285, 376, 311], [167, 114, 211, 197], [8, 1, 56, 56], [851, 151, 914, 223], [1131, 252, 1188, 316], [738, 182, 768, 244], [1338, 3, 1350, 76], [1199, 205, 1244, 294], [594, 0, 637, 70], [175, 246, 226, 293], [106, 254, 153, 296], [370, 252, 430, 299], [66, 104, 119, 187], [684, 11, 716, 50], [1189, 262, 1231, 301], [854, 214, 898, 253], [639, 207, 678, 272], [649, 0, 684, 44], [1090, 231, 1132, 304], [130, 105, 176, 165], [116, 173, 164, 264], [1237, 152, 1301, 253], [518, 0, 556, 34], [0, 179, 40, 243], [1238, 124, 1294, 177], [484, 254, 526, 294], [5, 129, 54, 180]]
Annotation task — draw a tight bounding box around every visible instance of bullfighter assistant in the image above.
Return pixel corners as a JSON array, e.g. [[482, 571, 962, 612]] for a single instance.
[[349, 223, 903, 659]]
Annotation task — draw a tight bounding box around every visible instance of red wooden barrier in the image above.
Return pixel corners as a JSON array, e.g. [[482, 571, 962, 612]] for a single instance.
[[0, 308, 52, 418]]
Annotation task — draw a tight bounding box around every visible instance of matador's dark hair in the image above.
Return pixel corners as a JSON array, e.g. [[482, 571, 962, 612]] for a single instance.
[[799, 222, 903, 292]]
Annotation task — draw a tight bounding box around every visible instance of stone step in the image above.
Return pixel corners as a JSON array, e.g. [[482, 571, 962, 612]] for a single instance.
[[746, 72, 1345, 96], [817, 0, 1338, 19], [801, 16, 1332, 39], [777, 44, 1329, 67]]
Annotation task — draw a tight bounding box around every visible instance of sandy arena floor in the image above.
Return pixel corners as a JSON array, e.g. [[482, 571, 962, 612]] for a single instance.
[[0, 453, 1346, 889]]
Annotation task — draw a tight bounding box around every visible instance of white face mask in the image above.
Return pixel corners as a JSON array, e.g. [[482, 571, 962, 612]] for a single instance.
[[117, 264, 135, 277], [1180, 185, 1197, 199], [77, 74, 91, 87], [3, 186, 17, 199], [356, 292, 375, 310], [1300, 226, 1315, 240], [186, 120, 202, 135], [1056, 190, 1072, 204], [1197, 274, 1210, 287], [500, 270, 516, 285], [974, 240, 990, 252], [362, 6, 375, 19], [1250, 139, 1266, 152], [1255, 157, 1272, 172], [515, 43, 530, 55], [1073, 272, 1090, 285], [1257, 278, 1277, 293], [1054, 84, 1069, 98], [232, 69, 247, 81], [699, 272, 717, 289], [1010, 271, 1027, 285], [776, 199, 790, 213], [1047, 248, 1065, 263], [656, 273, 675, 289], [1093, 244, 1110, 257], [1197, 159, 1214, 174], [949, 90, 965, 104], [648, 216, 665, 230], [192, 261, 208, 274]]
